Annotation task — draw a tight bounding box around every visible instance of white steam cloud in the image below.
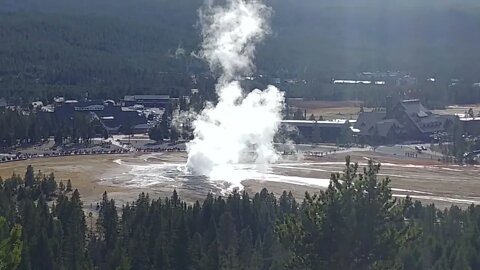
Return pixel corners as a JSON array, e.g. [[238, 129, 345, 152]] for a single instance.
[[186, 0, 284, 182]]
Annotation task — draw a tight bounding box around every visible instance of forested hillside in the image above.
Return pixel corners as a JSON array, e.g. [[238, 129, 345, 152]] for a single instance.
[[0, 0, 201, 102], [2, 0, 480, 101], [2, 160, 480, 269]]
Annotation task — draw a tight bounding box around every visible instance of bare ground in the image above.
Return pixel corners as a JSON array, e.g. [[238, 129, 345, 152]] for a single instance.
[[287, 99, 371, 120], [0, 148, 479, 209], [432, 104, 480, 116]]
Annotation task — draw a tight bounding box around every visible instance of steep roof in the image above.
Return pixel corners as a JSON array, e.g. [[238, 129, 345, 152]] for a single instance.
[[374, 119, 401, 137], [398, 100, 447, 134], [354, 111, 386, 135], [399, 99, 428, 116]]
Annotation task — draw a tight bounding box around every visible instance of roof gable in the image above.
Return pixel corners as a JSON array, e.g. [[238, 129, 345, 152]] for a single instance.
[[354, 111, 386, 135]]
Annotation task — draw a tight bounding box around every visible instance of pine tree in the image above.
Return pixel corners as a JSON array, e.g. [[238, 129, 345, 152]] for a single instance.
[[102, 129, 109, 141], [249, 238, 263, 270], [58, 190, 89, 270], [205, 240, 219, 270], [278, 157, 406, 269], [172, 215, 190, 270], [116, 257, 131, 270], [59, 181, 65, 192], [24, 165, 34, 188], [66, 179, 73, 192], [238, 227, 253, 269], [45, 172, 57, 196], [170, 127, 179, 142], [97, 192, 118, 252], [189, 233, 204, 269], [0, 217, 23, 270], [217, 212, 239, 270]]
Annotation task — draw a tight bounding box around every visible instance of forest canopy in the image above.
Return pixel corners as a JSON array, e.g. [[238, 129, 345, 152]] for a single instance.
[[2, 0, 480, 101], [1, 159, 480, 269]]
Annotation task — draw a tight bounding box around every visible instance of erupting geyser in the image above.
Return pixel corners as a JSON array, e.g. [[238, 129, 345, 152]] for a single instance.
[[186, 0, 284, 181]]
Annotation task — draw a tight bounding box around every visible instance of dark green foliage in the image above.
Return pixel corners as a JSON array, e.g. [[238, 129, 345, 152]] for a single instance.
[[148, 109, 183, 142], [0, 216, 23, 270], [0, 166, 89, 270], [119, 123, 132, 137], [66, 179, 72, 192], [0, 108, 104, 149], [24, 165, 34, 188], [148, 124, 165, 142], [0, 109, 51, 148], [293, 109, 306, 120], [336, 122, 354, 146], [278, 158, 406, 269], [3, 0, 480, 108], [2, 163, 480, 269]]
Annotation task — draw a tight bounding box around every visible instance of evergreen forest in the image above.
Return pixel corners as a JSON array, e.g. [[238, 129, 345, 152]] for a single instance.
[[1, 159, 480, 269], [3, 0, 480, 106]]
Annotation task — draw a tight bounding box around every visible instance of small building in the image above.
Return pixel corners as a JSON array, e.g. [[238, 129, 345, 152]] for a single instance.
[[123, 95, 170, 108]]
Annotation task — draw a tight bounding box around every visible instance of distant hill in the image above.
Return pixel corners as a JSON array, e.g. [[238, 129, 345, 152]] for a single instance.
[[2, 0, 480, 101], [261, 0, 480, 79]]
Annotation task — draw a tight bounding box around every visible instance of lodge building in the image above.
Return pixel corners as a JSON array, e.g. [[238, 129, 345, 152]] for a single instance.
[[354, 99, 456, 144]]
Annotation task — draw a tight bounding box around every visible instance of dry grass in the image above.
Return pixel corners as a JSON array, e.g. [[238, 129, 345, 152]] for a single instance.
[[287, 99, 370, 120], [0, 150, 479, 209], [0, 154, 129, 203], [432, 104, 480, 116]]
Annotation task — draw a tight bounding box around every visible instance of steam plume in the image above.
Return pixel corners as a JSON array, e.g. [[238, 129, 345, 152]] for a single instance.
[[186, 0, 284, 183]]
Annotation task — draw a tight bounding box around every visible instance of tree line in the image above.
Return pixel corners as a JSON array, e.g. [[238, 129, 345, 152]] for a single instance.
[[0, 108, 106, 150], [0, 91, 209, 149], [5, 0, 480, 107], [1, 159, 480, 269]]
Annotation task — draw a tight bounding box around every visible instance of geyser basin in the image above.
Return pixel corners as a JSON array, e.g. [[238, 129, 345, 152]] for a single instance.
[[97, 149, 480, 208], [101, 152, 331, 195]]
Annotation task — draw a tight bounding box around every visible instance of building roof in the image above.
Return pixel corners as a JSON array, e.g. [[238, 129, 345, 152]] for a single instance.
[[96, 106, 147, 130], [281, 119, 352, 128], [65, 100, 79, 104], [123, 96, 135, 102], [374, 119, 402, 137], [354, 111, 386, 136], [0, 98, 6, 107], [74, 105, 105, 111], [398, 100, 447, 134], [124, 95, 170, 101], [399, 99, 429, 116], [133, 123, 152, 130], [282, 119, 351, 124]]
